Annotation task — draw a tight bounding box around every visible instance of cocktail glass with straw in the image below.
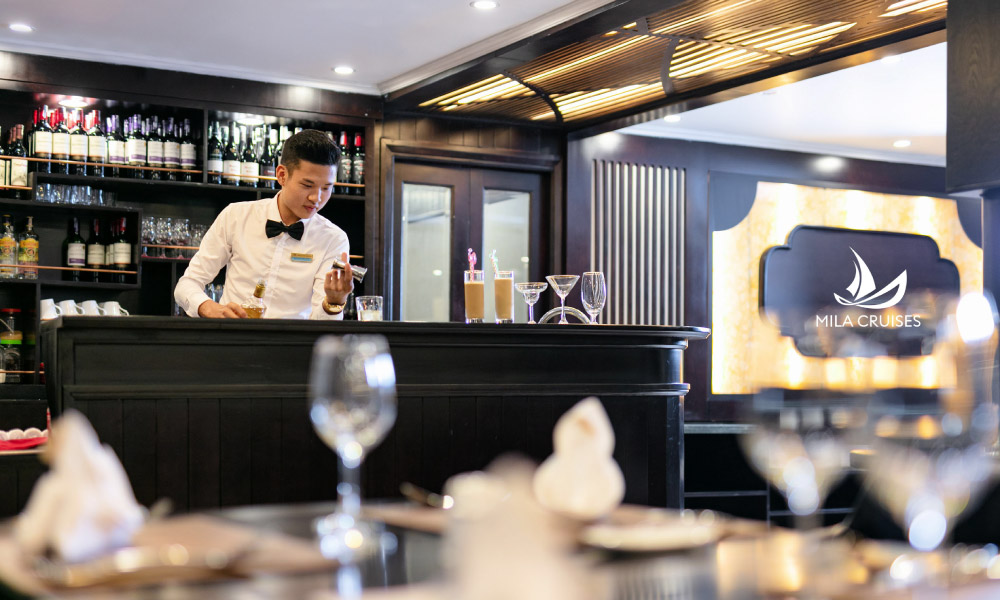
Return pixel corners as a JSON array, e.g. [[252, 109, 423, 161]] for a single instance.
[[545, 275, 580, 324], [515, 282, 548, 323]]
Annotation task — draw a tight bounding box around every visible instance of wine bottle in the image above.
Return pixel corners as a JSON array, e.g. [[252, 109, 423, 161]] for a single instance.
[[163, 117, 181, 180], [240, 126, 259, 187], [32, 106, 52, 174], [0, 127, 9, 195], [241, 278, 267, 318], [17, 215, 38, 280], [259, 125, 276, 189], [222, 122, 240, 186], [51, 109, 70, 174], [126, 116, 147, 179], [180, 118, 197, 182], [63, 217, 85, 282], [147, 117, 163, 180], [0, 215, 15, 279], [107, 115, 126, 178], [104, 217, 116, 274], [337, 131, 352, 195], [8, 125, 29, 200], [85, 217, 105, 282], [206, 121, 223, 184], [68, 110, 88, 175], [350, 132, 365, 195], [87, 110, 106, 177], [111, 216, 131, 284]]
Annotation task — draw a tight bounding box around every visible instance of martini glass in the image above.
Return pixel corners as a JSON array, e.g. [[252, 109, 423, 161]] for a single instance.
[[515, 282, 548, 324], [545, 275, 579, 324]]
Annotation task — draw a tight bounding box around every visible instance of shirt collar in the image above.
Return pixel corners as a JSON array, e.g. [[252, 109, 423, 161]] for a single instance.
[[267, 192, 313, 230]]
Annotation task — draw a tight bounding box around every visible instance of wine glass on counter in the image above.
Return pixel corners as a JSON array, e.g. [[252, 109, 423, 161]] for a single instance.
[[514, 281, 547, 324], [581, 272, 607, 324], [545, 275, 579, 324], [310, 335, 397, 563]]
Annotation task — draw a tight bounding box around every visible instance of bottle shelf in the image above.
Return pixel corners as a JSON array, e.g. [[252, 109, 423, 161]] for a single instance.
[[2, 155, 201, 176], [0, 264, 137, 275], [0, 196, 141, 213], [0, 185, 31, 191], [205, 173, 364, 188]]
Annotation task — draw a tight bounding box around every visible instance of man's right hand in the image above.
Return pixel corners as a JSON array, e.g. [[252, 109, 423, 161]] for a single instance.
[[198, 300, 248, 318]]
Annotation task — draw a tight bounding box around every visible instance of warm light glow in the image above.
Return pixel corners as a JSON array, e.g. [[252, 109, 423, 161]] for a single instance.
[[915, 415, 941, 440], [333, 66, 355, 75], [881, 0, 948, 18], [58, 97, 90, 109], [470, 0, 499, 9], [8, 23, 33, 33], [814, 156, 845, 173]]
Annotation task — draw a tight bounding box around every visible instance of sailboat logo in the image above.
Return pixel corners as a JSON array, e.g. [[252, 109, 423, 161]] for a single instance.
[[834, 248, 907, 309]]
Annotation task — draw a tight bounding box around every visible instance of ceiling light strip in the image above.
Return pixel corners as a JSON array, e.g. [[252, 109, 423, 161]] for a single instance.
[[881, 0, 947, 17], [524, 35, 651, 84], [753, 22, 850, 50], [419, 74, 507, 106], [652, 0, 760, 35]]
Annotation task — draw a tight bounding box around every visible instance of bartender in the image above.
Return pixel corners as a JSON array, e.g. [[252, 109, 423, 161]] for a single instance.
[[174, 130, 353, 319]]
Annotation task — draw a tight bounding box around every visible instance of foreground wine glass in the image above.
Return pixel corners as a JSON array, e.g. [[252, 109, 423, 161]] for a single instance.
[[545, 275, 579, 324], [862, 292, 998, 552], [310, 335, 397, 564], [514, 282, 547, 324], [581, 272, 607, 324]]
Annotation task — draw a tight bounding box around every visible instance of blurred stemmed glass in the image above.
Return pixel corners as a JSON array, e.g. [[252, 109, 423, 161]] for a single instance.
[[545, 275, 579, 324], [861, 292, 999, 553], [310, 335, 397, 567], [514, 282, 547, 324], [581, 272, 607, 324]]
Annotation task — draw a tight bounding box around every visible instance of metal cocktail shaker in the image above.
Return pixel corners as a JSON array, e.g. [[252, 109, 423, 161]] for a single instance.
[[331, 257, 367, 283]]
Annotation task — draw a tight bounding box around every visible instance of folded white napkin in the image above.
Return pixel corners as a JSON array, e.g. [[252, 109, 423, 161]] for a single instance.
[[15, 410, 144, 563], [533, 397, 625, 520]]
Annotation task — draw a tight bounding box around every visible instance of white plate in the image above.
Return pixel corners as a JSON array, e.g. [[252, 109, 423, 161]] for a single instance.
[[579, 507, 723, 552]]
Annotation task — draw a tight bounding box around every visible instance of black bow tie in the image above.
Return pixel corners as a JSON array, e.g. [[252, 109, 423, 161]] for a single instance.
[[265, 219, 304, 241]]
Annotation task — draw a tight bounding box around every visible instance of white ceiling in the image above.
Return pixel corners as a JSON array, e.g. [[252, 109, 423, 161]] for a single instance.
[[0, 0, 611, 96], [621, 42, 947, 167]]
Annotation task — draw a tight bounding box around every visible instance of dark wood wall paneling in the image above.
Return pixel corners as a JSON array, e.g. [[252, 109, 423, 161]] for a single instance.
[[567, 133, 954, 421], [381, 115, 562, 156]]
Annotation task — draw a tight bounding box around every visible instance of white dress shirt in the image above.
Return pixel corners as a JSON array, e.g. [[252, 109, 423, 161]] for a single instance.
[[174, 195, 349, 319]]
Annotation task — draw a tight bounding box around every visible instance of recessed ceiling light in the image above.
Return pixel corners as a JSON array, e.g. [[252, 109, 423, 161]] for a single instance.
[[236, 115, 265, 126], [471, 0, 499, 9], [333, 66, 355, 75], [815, 156, 846, 173], [663, 114, 681, 123], [893, 139, 912, 148], [58, 96, 90, 109], [9, 23, 33, 33], [881, 55, 902, 66]]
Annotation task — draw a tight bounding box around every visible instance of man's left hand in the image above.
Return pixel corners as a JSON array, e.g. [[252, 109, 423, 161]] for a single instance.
[[324, 251, 354, 305]]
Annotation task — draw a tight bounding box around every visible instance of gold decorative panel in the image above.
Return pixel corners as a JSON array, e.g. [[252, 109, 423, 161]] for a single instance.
[[712, 182, 982, 395]]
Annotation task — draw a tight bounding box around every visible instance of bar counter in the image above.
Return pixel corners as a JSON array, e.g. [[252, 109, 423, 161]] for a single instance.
[[41, 317, 708, 513]]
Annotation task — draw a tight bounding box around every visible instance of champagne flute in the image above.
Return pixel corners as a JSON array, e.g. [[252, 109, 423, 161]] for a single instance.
[[545, 275, 579, 324], [515, 282, 547, 324], [310, 334, 397, 563], [581, 272, 607, 324]]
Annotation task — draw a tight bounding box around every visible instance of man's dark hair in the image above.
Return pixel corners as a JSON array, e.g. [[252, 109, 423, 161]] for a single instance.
[[280, 129, 341, 172]]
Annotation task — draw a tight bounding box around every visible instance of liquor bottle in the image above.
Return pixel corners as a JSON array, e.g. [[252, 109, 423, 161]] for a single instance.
[[241, 278, 267, 318], [180, 118, 197, 182], [206, 121, 223, 184], [111, 216, 131, 284], [126, 116, 146, 179], [104, 217, 115, 275], [85, 218, 105, 282], [106, 115, 126, 178], [32, 106, 52, 174], [343, 292, 358, 320], [0, 215, 16, 279], [222, 122, 240, 186], [146, 117, 164, 180], [0, 127, 8, 194], [68, 110, 88, 174], [350, 132, 365, 195], [239, 126, 259, 187], [51, 109, 71, 174], [337, 131, 352, 195], [63, 217, 85, 281], [259, 126, 276, 189], [87, 110, 106, 177], [163, 118, 181, 180], [16, 215, 38, 280], [8, 125, 29, 200]]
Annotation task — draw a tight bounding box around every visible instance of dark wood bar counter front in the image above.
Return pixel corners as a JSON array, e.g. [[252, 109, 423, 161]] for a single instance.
[[40, 317, 708, 513]]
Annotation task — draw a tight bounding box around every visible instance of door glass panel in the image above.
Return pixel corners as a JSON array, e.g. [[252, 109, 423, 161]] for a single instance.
[[482, 189, 531, 323], [401, 183, 452, 322]]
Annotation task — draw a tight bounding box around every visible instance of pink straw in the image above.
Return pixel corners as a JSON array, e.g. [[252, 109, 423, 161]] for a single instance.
[[467, 248, 477, 272]]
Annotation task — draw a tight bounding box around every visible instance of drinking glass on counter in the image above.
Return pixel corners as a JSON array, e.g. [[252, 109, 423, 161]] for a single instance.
[[356, 296, 383, 322], [545, 274, 579, 325], [494, 270, 514, 324], [515, 282, 547, 324], [581, 272, 607, 324], [464, 270, 484, 323]]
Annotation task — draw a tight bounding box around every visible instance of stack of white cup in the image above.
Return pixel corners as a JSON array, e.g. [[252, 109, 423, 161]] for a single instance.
[[40, 299, 130, 320]]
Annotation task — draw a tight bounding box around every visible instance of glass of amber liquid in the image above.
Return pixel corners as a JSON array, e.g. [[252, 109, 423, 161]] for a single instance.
[[464, 270, 484, 323], [494, 270, 514, 323], [242, 279, 267, 318]]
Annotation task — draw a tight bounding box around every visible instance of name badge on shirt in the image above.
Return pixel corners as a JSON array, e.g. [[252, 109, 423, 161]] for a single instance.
[[290, 253, 314, 263]]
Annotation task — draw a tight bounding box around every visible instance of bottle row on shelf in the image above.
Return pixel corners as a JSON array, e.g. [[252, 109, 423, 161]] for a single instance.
[[0, 213, 136, 284]]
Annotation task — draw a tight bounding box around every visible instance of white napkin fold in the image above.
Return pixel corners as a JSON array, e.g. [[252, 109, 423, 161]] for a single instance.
[[533, 397, 625, 520], [14, 410, 144, 563]]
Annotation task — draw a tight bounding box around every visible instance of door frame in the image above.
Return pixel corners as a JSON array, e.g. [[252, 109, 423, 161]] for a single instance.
[[380, 139, 562, 320]]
